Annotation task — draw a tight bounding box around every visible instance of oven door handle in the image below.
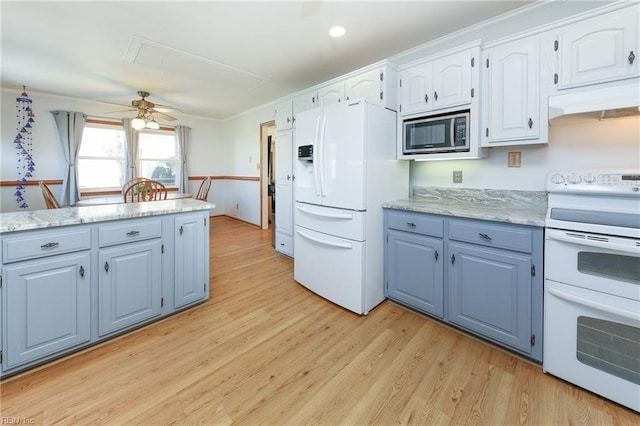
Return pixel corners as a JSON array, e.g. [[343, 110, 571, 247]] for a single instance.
[[547, 287, 640, 322], [547, 229, 640, 255]]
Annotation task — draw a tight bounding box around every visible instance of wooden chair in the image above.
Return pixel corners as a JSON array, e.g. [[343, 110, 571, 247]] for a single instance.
[[39, 181, 61, 209], [195, 176, 212, 201], [122, 178, 168, 203]]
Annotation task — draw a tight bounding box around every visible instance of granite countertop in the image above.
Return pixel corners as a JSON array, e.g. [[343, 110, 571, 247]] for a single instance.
[[382, 186, 547, 227], [0, 199, 215, 234]]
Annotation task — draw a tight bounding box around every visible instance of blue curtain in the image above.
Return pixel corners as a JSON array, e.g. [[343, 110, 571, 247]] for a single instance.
[[51, 110, 86, 206]]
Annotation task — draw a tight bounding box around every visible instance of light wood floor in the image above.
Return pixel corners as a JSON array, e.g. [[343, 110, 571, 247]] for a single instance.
[[1, 216, 637, 425]]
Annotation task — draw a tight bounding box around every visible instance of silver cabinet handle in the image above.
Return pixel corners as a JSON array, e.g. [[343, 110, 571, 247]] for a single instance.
[[424, 94, 429, 103], [104, 261, 109, 273], [434, 250, 439, 261], [79, 266, 85, 278], [629, 50, 636, 65], [479, 232, 492, 241], [126, 230, 140, 237], [434, 91, 438, 101], [406, 222, 416, 228], [40, 242, 59, 249], [528, 118, 533, 129], [179, 225, 184, 235]]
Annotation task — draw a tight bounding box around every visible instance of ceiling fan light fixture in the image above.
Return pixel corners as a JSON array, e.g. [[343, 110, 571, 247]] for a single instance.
[[145, 118, 160, 130], [131, 116, 146, 130]]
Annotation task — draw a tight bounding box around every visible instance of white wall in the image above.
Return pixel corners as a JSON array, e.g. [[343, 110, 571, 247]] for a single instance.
[[410, 116, 640, 191], [0, 88, 225, 213]]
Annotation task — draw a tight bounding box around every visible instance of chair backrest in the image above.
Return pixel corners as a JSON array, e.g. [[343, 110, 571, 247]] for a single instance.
[[195, 176, 212, 201], [39, 181, 60, 209], [122, 178, 168, 203]]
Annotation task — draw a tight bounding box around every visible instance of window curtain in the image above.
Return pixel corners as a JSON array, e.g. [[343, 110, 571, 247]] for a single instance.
[[51, 110, 86, 206], [175, 125, 191, 192], [123, 118, 139, 181]]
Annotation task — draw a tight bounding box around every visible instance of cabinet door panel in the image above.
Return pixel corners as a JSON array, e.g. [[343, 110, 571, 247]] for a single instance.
[[175, 214, 206, 308], [317, 81, 344, 107], [448, 242, 532, 353], [275, 100, 293, 130], [432, 50, 471, 109], [387, 230, 444, 317], [99, 240, 161, 336], [4, 253, 90, 369], [345, 69, 380, 104], [559, 7, 639, 88], [275, 130, 294, 256], [399, 62, 432, 116]]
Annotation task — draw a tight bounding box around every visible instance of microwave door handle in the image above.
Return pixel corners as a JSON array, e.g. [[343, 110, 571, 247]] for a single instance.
[[450, 119, 455, 148]]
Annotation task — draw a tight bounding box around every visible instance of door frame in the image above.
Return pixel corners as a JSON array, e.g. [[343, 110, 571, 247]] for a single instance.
[[260, 120, 276, 230]]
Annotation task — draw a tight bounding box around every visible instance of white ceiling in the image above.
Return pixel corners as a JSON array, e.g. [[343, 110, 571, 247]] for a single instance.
[[1, 1, 533, 121]]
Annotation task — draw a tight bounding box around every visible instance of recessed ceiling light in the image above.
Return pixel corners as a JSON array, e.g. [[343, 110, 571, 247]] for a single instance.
[[329, 26, 346, 38]]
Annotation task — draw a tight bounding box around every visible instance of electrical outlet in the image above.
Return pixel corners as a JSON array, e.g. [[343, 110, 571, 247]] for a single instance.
[[453, 170, 463, 183], [508, 152, 522, 167]]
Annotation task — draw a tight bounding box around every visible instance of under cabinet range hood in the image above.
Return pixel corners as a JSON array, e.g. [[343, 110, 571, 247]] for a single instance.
[[548, 82, 640, 121]]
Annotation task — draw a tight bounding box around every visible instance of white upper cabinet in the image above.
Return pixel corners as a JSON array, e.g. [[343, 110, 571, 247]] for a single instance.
[[292, 91, 317, 124], [399, 47, 477, 116], [556, 5, 639, 89], [317, 81, 345, 107], [482, 36, 547, 146], [275, 100, 293, 130]]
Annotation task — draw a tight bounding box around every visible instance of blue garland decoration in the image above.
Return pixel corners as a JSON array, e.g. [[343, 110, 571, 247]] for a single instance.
[[14, 87, 35, 209]]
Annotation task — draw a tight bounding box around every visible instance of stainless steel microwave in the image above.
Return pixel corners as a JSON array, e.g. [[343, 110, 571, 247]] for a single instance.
[[403, 111, 470, 154]]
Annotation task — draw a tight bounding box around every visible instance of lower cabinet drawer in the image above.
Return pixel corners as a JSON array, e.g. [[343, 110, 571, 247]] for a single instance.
[[386, 210, 444, 237], [2, 227, 91, 263], [449, 219, 533, 253], [98, 219, 162, 247]]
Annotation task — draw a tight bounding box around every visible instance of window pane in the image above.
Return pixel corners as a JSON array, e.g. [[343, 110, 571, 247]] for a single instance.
[[138, 131, 176, 186], [79, 125, 126, 189]]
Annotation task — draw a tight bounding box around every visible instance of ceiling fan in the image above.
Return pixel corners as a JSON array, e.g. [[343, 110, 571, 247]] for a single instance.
[[103, 91, 181, 129]]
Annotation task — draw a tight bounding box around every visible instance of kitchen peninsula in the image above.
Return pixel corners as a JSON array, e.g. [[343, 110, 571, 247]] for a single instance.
[[0, 199, 214, 378], [383, 187, 546, 361]]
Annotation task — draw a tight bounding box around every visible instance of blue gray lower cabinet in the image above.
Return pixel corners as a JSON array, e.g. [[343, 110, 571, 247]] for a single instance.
[[384, 208, 543, 362], [0, 211, 210, 377]]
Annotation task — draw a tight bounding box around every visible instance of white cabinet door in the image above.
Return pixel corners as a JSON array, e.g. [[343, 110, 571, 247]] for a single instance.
[[345, 68, 381, 104], [275, 99, 293, 130], [3, 252, 90, 369], [399, 61, 432, 116], [98, 239, 162, 336], [483, 38, 544, 145], [317, 81, 344, 107], [431, 49, 472, 110], [275, 129, 294, 256], [558, 6, 639, 89], [175, 214, 207, 308], [292, 91, 317, 127]]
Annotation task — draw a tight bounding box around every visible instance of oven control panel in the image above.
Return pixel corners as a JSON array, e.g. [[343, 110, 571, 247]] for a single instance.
[[546, 170, 640, 194]]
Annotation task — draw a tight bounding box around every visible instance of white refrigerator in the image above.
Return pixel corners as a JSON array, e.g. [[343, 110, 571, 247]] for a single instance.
[[293, 99, 409, 314]]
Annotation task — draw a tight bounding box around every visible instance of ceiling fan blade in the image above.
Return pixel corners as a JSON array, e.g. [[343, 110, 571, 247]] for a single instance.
[[153, 104, 183, 113], [104, 108, 137, 115], [151, 110, 177, 121], [97, 100, 132, 108]]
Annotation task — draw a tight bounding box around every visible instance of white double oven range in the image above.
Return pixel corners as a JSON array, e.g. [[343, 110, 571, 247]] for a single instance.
[[543, 169, 639, 412]]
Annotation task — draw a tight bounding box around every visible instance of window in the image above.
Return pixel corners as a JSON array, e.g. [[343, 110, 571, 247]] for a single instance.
[[138, 130, 177, 186], [78, 120, 177, 192], [78, 123, 126, 190]]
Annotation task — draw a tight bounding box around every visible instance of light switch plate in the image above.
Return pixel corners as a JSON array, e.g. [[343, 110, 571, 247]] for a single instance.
[[508, 152, 522, 167]]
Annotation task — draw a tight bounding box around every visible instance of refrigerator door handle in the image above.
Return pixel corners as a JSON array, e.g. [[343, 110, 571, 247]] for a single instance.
[[318, 116, 327, 198], [313, 116, 322, 197], [297, 205, 354, 220], [296, 229, 353, 249]]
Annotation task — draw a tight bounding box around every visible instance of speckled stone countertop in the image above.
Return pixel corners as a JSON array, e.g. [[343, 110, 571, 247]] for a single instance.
[[0, 199, 215, 234], [382, 187, 547, 227]]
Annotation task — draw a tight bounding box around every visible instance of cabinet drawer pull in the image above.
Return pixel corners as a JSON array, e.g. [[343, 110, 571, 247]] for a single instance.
[[528, 118, 533, 129], [629, 50, 636, 65], [126, 230, 140, 237], [40, 242, 59, 249], [79, 266, 85, 278], [434, 250, 439, 261], [424, 93, 429, 103], [479, 232, 492, 241], [104, 261, 109, 273], [179, 225, 184, 235], [406, 222, 417, 228]]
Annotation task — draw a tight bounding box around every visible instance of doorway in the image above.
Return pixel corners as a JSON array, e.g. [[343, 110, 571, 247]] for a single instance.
[[260, 121, 276, 238]]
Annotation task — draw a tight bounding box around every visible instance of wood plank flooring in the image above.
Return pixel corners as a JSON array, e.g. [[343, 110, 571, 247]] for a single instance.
[[1, 216, 637, 425]]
